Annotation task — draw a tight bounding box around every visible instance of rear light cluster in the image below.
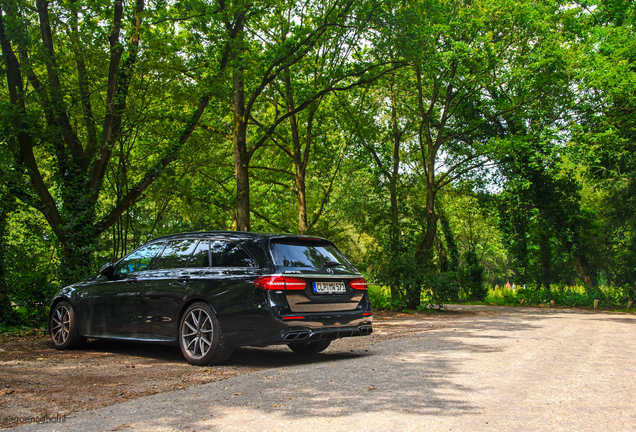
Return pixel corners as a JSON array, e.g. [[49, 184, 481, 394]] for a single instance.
[[349, 277, 368, 290], [254, 276, 369, 290], [254, 276, 306, 291]]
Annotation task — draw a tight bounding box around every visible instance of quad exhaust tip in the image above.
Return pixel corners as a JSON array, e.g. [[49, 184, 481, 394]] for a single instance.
[[283, 331, 311, 342], [283, 326, 373, 342], [360, 326, 373, 335]]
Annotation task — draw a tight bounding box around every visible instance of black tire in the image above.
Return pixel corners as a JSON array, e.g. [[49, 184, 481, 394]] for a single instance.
[[49, 301, 84, 350], [288, 339, 331, 355], [179, 302, 233, 366]]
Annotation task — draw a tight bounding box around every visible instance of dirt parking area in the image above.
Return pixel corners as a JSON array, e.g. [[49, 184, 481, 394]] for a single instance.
[[0, 309, 496, 429]]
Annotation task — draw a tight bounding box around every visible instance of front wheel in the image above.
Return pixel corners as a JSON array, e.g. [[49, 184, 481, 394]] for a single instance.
[[288, 339, 331, 355], [179, 302, 233, 366], [49, 301, 84, 350]]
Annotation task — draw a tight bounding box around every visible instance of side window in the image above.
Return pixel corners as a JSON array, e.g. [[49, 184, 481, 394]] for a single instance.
[[116, 242, 164, 276], [186, 240, 210, 268], [153, 239, 199, 269], [210, 241, 256, 267]]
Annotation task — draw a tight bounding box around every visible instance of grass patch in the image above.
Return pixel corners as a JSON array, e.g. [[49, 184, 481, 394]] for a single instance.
[[369, 282, 634, 311], [483, 283, 632, 309]]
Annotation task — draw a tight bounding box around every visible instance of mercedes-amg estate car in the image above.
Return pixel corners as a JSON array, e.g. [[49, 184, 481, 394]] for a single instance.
[[48, 232, 373, 365]]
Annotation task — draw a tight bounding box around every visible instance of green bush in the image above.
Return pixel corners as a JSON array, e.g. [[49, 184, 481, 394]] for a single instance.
[[368, 285, 401, 310], [368, 275, 460, 311], [483, 283, 633, 308]]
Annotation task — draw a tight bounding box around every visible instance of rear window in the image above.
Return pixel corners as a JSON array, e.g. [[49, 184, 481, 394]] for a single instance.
[[271, 240, 356, 272]]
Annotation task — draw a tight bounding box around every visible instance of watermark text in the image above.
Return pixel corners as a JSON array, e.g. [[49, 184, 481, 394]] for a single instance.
[[2, 414, 66, 425]]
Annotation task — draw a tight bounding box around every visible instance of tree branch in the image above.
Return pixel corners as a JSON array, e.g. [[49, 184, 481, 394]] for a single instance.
[[0, 9, 66, 243], [36, 0, 84, 164], [88, 0, 124, 196], [248, 61, 402, 159], [251, 209, 286, 232], [94, 94, 211, 234]]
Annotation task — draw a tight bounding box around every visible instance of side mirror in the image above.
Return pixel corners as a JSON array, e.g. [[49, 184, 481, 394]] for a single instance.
[[100, 262, 115, 278]]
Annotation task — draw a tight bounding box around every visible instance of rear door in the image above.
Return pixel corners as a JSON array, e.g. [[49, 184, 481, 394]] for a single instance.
[[206, 240, 267, 344], [139, 238, 202, 339], [270, 238, 365, 313]]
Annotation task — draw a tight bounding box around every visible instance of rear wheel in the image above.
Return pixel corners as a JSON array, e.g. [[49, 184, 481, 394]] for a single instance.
[[49, 301, 84, 350], [179, 302, 233, 366], [288, 339, 331, 355]]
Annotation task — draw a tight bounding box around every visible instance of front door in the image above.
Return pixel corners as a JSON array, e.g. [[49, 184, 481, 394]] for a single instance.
[[80, 242, 165, 338]]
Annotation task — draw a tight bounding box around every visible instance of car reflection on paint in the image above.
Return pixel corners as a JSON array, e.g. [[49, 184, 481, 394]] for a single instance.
[[48, 231, 373, 365]]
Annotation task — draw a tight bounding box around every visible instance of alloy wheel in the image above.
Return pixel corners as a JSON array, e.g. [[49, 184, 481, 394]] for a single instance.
[[51, 305, 71, 345], [181, 308, 214, 359]]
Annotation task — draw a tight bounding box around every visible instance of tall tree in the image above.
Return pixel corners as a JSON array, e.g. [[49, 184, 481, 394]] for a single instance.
[[0, 0, 233, 283], [218, 0, 391, 231], [380, 0, 576, 270], [570, 0, 636, 298]]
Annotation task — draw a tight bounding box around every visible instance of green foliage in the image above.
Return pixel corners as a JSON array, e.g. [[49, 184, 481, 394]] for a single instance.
[[0, 0, 635, 319], [459, 250, 486, 301], [3, 204, 59, 325], [421, 270, 461, 309], [368, 285, 402, 310], [484, 283, 631, 308]]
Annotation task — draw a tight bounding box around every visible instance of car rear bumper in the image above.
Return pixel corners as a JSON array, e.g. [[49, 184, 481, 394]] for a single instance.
[[236, 311, 373, 346], [281, 325, 373, 343]]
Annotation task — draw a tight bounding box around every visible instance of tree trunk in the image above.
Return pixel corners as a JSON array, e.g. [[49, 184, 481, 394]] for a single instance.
[[415, 184, 439, 265], [284, 72, 309, 234], [231, 19, 250, 232], [414, 66, 440, 267], [58, 188, 97, 286], [296, 174, 308, 234], [388, 74, 401, 301], [573, 252, 593, 290]]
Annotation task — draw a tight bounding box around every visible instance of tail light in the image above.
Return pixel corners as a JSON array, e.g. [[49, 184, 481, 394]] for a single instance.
[[349, 277, 368, 290], [282, 277, 306, 290], [254, 276, 307, 290]]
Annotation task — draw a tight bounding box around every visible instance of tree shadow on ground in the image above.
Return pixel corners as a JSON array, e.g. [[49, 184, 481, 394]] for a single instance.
[[134, 306, 583, 432], [11, 305, 619, 432]]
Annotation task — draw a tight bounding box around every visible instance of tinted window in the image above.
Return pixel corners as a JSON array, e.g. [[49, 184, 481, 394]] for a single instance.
[[187, 240, 210, 268], [153, 239, 199, 269], [116, 242, 164, 276], [271, 241, 355, 271], [210, 241, 256, 267]]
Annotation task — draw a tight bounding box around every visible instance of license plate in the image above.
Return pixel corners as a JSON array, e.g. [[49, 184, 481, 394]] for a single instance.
[[313, 281, 346, 294]]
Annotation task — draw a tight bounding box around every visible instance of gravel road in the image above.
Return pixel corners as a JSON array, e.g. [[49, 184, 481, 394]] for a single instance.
[[7, 305, 636, 432]]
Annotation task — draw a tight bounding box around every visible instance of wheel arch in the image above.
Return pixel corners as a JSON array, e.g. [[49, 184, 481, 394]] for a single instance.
[[176, 297, 223, 338]]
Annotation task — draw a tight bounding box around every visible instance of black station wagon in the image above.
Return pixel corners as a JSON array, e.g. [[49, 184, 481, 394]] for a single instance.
[[48, 232, 373, 365]]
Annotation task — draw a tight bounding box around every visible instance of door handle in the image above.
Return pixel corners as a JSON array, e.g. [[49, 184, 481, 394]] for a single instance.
[[127, 278, 138, 284], [177, 276, 191, 284]]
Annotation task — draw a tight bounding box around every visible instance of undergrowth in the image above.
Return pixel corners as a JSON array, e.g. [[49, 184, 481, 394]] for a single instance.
[[368, 283, 633, 310], [483, 283, 629, 308]]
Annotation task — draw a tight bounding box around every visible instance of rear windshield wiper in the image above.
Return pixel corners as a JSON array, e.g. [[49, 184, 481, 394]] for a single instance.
[[323, 261, 343, 268]]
